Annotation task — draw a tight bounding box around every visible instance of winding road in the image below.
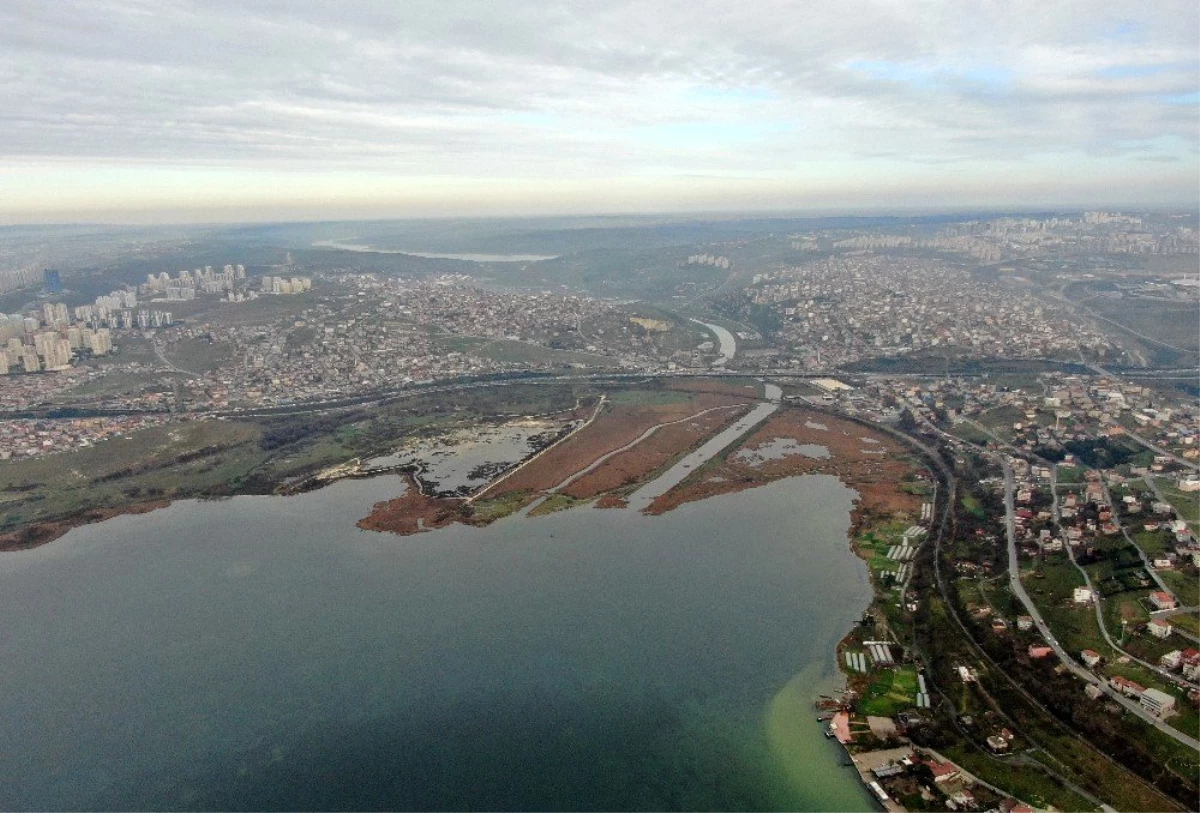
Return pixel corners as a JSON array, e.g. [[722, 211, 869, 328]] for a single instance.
[[999, 458, 1200, 750]]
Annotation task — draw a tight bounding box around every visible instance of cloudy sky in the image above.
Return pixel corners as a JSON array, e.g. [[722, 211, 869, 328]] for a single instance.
[[2, 0, 1197, 223]]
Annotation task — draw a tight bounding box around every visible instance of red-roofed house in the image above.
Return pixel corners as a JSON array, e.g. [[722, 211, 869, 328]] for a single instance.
[[1149, 591, 1178, 610], [924, 758, 960, 784], [1110, 675, 1146, 697], [1028, 645, 1054, 659]]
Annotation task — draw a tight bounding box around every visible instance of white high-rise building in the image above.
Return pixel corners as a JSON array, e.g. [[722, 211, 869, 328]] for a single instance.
[[42, 302, 68, 326], [43, 337, 72, 370], [90, 328, 113, 356], [32, 331, 55, 357]]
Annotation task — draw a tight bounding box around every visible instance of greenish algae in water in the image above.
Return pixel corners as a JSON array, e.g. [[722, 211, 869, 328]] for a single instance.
[[766, 666, 875, 811]]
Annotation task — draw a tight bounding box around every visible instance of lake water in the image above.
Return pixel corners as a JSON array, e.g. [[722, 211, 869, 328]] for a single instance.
[[0, 474, 874, 811], [312, 240, 558, 262]]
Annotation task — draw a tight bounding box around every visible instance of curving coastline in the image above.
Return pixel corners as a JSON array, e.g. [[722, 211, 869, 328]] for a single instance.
[[0, 500, 173, 552]]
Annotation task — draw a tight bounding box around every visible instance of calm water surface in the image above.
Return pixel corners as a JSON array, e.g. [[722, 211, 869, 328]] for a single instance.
[[0, 474, 874, 811]]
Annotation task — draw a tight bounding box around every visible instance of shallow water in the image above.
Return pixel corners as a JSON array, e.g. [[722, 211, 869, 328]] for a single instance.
[[0, 474, 874, 811], [734, 437, 831, 464]]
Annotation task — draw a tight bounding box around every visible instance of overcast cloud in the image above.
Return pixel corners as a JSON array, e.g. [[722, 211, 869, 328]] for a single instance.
[[1, 1, 1196, 221]]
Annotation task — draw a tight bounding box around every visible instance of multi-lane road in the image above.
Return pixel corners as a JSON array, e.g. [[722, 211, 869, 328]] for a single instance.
[[999, 458, 1200, 751], [905, 401, 1200, 752]]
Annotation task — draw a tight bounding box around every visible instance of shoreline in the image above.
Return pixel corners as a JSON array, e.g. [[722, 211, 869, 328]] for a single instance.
[[0, 500, 173, 552], [0, 394, 916, 809], [0, 399, 918, 555]]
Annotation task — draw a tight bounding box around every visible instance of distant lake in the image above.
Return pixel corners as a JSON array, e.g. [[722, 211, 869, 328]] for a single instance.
[[0, 474, 874, 811], [312, 240, 558, 262]]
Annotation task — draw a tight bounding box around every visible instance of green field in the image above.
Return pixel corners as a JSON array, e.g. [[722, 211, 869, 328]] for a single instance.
[[950, 421, 994, 446], [61, 369, 166, 401], [1085, 296, 1200, 355], [1132, 529, 1171, 557], [1056, 465, 1085, 484], [1154, 478, 1200, 524], [0, 420, 267, 535], [1025, 561, 1113, 655], [1167, 613, 1200, 636], [2, 378, 771, 542], [527, 493, 587, 516], [1159, 569, 1200, 607], [1103, 593, 1151, 633], [608, 389, 693, 407], [961, 494, 986, 518], [977, 404, 1025, 433], [941, 746, 1098, 813], [857, 665, 918, 716], [0, 380, 615, 537], [483, 339, 623, 368], [430, 331, 623, 368], [162, 338, 236, 374], [856, 519, 910, 573]]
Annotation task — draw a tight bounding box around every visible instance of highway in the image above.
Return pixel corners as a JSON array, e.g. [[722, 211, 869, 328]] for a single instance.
[[999, 457, 1200, 751], [891, 412, 1143, 809], [905, 403, 1200, 752]]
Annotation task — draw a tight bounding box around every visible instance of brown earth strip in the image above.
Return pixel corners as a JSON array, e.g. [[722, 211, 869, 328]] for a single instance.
[[355, 396, 919, 539], [562, 407, 745, 500], [645, 407, 922, 529], [488, 392, 749, 496], [665, 378, 759, 397]]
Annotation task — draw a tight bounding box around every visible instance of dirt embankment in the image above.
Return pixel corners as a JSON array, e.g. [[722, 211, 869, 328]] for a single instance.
[[488, 392, 750, 496], [355, 397, 923, 539], [665, 378, 759, 398], [645, 407, 922, 529], [355, 391, 755, 535], [0, 500, 173, 552], [562, 407, 744, 500]]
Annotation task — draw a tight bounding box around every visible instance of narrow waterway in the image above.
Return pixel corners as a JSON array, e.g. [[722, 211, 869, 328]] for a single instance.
[[691, 319, 738, 365], [625, 383, 781, 511]]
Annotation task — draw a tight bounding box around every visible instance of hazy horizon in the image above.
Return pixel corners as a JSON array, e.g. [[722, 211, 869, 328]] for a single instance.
[[3, 1, 1197, 224], [5, 200, 1200, 231]]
